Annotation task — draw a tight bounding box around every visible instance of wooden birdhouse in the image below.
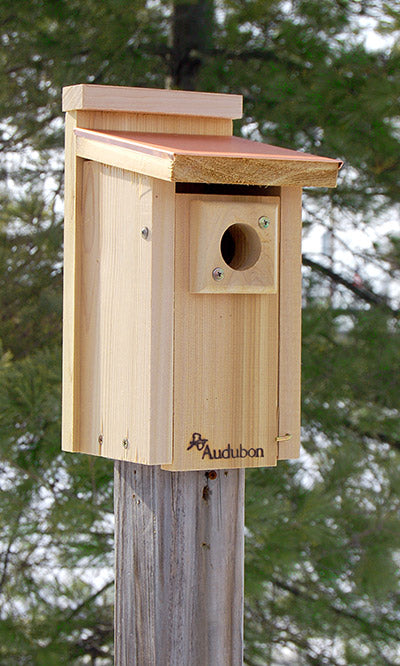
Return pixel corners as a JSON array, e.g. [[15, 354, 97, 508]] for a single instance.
[[62, 84, 341, 471]]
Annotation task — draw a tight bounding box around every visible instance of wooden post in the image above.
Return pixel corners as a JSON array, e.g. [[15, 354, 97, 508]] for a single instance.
[[114, 462, 245, 665]]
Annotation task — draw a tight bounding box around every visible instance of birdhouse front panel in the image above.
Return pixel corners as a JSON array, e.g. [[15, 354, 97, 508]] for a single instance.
[[163, 192, 280, 471], [161, 186, 303, 470]]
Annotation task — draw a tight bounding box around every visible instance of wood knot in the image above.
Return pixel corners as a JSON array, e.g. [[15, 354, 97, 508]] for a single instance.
[[202, 485, 211, 502]]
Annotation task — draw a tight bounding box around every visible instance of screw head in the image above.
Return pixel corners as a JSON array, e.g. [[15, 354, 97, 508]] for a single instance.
[[212, 267, 225, 281], [98, 434, 103, 445], [141, 227, 149, 240], [258, 216, 270, 229], [122, 438, 129, 449]]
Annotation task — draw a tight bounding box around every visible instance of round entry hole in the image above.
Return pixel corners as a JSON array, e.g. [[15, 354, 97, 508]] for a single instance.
[[220, 223, 261, 271]]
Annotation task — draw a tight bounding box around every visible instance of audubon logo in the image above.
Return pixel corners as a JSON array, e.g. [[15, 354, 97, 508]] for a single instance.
[[187, 433, 264, 461]]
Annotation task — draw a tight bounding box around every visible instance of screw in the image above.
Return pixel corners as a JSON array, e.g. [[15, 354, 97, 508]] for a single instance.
[[141, 226, 150, 240], [212, 267, 224, 281], [122, 438, 129, 449], [98, 435, 103, 445], [207, 470, 218, 480], [258, 216, 270, 229]]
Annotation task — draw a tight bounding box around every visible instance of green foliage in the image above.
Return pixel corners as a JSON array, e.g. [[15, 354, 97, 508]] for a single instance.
[[245, 307, 400, 664], [0, 1, 399, 664], [0, 345, 114, 663], [0, 188, 62, 358]]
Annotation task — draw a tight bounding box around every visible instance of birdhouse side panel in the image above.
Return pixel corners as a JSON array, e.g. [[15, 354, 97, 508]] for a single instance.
[[62, 111, 79, 452], [71, 162, 174, 464], [277, 186, 302, 460]]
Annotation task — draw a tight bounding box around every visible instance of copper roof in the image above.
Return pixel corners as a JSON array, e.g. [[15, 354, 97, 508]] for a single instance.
[[74, 129, 342, 187]]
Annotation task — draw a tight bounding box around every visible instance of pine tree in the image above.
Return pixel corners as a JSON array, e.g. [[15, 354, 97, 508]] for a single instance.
[[0, 1, 399, 663]]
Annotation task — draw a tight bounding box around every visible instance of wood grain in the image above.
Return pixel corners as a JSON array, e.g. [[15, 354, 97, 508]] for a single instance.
[[114, 461, 244, 666], [75, 163, 174, 464], [63, 85, 305, 468], [189, 198, 279, 294], [62, 88, 230, 458], [163, 194, 279, 472], [277, 186, 302, 460], [62, 83, 243, 119], [173, 154, 339, 187], [75, 132, 173, 183], [62, 111, 80, 452], [75, 110, 233, 136], [74, 127, 341, 188]]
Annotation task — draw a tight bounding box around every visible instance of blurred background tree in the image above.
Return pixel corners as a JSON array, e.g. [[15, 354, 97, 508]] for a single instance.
[[0, 1, 399, 663]]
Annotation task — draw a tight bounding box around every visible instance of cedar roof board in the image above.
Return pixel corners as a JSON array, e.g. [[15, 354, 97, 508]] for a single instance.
[[75, 129, 341, 164], [74, 129, 342, 187], [63, 84, 243, 118]]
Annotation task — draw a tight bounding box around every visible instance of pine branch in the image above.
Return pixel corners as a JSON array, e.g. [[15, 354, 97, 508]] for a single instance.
[[0, 509, 24, 595], [303, 255, 398, 314], [246, 599, 345, 666], [127, 42, 298, 69], [343, 419, 400, 453], [271, 577, 400, 642], [363, 430, 400, 452], [46, 581, 114, 652], [65, 580, 114, 622]]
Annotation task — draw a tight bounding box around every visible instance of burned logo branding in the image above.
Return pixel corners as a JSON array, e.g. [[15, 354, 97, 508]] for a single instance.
[[187, 433, 209, 452], [187, 433, 264, 460]]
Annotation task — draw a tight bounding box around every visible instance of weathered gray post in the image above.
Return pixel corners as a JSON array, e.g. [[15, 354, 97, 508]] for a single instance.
[[114, 464, 244, 665]]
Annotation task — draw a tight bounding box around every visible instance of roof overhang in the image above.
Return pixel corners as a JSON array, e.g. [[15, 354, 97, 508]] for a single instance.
[[74, 128, 342, 188]]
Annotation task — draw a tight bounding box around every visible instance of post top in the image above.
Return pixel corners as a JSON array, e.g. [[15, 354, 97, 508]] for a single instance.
[[62, 84, 243, 119]]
